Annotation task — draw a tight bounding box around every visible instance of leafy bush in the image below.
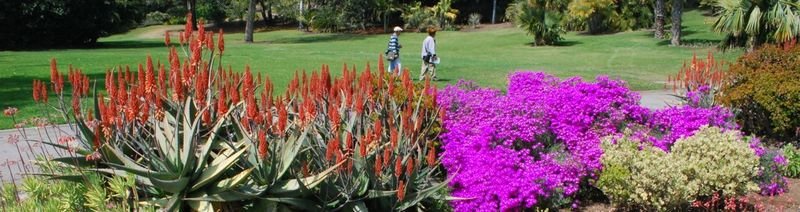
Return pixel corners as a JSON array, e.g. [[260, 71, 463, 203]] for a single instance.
[[0, 0, 146, 49], [25, 16, 447, 211], [468, 13, 481, 28], [402, 2, 458, 32], [720, 42, 800, 141], [506, 0, 568, 46], [566, 0, 653, 33], [783, 144, 800, 178], [143, 11, 171, 26], [599, 127, 760, 210]]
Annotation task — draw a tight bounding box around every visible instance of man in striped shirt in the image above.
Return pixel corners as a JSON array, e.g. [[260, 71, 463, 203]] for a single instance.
[[385, 26, 403, 74]]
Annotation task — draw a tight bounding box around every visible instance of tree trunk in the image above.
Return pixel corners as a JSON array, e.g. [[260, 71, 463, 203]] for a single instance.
[[383, 12, 388, 33], [492, 0, 497, 24], [654, 0, 665, 39], [187, 0, 198, 30], [259, 0, 270, 26], [298, 0, 304, 30], [245, 0, 256, 43], [671, 0, 683, 46], [588, 13, 605, 34]]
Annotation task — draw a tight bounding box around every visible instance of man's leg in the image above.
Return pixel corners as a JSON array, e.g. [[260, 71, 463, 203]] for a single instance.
[[431, 64, 437, 80], [419, 61, 428, 80]]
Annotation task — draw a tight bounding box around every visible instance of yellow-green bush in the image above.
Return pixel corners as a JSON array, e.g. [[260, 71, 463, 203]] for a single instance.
[[598, 126, 759, 211]]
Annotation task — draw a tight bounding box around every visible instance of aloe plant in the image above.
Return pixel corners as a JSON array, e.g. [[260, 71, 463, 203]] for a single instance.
[[29, 13, 451, 211]]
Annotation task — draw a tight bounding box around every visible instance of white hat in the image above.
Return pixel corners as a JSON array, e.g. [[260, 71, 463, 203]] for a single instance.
[[393, 26, 403, 32]]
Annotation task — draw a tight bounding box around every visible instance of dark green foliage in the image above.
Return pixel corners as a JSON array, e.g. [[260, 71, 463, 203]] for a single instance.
[[0, 0, 147, 49]]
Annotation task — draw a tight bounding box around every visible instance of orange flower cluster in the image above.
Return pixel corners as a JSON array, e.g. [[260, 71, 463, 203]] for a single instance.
[[667, 52, 729, 93]]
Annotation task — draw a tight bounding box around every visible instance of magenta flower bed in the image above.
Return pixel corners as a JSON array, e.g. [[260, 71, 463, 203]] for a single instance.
[[438, 72, 744, 211]]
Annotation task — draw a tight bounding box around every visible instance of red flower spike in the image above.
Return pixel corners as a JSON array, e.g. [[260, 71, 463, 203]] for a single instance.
[[33, 80, 41, 102], [258, 130, 268, 160], [146, 56, 155, 94], [374, 152, 383, 176], [217, 29, 225, 55], [40, 82, 48, 103], [390, 128, 398, 149], [206, 32, 214, 50], [374, 120, 383, 140], [183, 13, 193, 40], [345, 132, 354, 152], [406, 158, 415, 177], [383, 147, 391, 167], [164, 31, 171, 46], [394, 157, 403, 178], [426, 143, 437, 167], [397, 180, 406, 201]]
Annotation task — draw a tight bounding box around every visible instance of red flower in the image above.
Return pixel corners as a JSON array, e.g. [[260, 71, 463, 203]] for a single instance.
[[390, 128, 398, 149], [374, 153, 383, 176], [394, 157, 403, 178], [405, 158, 415, 177], [258, 130, 268, 160], [426, 142, 437, 167], [164, 31, 171, 46], [397, 180, 406, 201], [217, 29, 225, 55]]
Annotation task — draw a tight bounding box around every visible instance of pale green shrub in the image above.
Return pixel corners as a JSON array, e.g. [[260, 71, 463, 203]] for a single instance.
[[598, 126, 759, 211]]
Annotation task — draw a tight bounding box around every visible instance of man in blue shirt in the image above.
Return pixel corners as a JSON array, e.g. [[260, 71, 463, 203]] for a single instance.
[[386, 26, 403, 74]]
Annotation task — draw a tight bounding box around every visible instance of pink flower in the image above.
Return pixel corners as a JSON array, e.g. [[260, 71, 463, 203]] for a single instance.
[[86, 151, 102, 161], [57, 136, 75, 145], [3, 107, 17, 117]]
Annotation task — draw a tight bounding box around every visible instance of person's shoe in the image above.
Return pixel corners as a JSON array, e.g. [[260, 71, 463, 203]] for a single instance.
[[432, 77, 439, 81]]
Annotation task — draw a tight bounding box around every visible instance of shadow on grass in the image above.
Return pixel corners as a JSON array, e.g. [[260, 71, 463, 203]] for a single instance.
[[657, 38, 720, 46], [269, 34, 367, 44], [87, 40, 165, 49], [524, 40, 583, 47]]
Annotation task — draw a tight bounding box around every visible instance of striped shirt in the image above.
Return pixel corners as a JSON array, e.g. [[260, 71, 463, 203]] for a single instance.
[[386, 33, 400, 55]]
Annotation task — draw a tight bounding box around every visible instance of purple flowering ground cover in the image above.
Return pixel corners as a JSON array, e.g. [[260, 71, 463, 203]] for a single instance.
[[437, 72, 783, 211]]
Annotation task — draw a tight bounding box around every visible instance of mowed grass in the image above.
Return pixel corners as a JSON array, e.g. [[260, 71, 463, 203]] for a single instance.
[[0, 10, 742, 129]]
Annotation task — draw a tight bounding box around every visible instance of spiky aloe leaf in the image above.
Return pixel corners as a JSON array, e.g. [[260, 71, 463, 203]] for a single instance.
[[190, 143, 250, 191], [150, 175, 191, 194], [395, 176, 453, 211], [185, 189, 256, 202], [187, 200, 214, 212], [260, 197, 323, 211], [277, 128, 309, 178], [268, 161, 343, 196], [209, 168, 254, 193], [193, 104, 236, 179], [104, 146, 176, 179], [40, 141, 92, 155]]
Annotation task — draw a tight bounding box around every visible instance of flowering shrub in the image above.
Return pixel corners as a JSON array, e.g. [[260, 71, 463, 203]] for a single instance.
[[753, 147, 790, 196], [438, 72, 648, 210], [599, 127, 760, 210], [24, 14, 447, 211]]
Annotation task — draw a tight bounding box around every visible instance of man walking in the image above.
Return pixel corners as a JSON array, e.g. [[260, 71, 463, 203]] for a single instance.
[[420, 27, 437, 81], [385, 26, 403, 73]]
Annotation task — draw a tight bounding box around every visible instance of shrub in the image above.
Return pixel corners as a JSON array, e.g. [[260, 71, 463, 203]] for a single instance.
[[599, 127, 760, 210], [143, 11, 171, 26], [719, 42, 800, 141], [24, 16, 447, 211], [467, 13, 481, 28], [506, 0, 568, 46], [783, 144, 800, 178], [753, 147, 790, 195]]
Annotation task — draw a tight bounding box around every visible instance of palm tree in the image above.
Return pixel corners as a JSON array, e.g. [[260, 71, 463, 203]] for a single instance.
[[712, 0, 800, 50], [654, 0, 666, 39], [671, 0, 684, 45], [245, 0, 256, 43], [507, 0, 569, 46]]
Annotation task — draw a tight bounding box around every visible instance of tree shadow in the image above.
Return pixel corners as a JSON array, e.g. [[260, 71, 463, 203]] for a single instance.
[[656, 38, 720, 46], [269, 34, 367, 44], [85, 40, 166, 49], [524, 40, 583, 47]]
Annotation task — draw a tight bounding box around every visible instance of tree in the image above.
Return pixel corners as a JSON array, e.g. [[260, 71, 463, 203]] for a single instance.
[[507, 0, 568, 45], [186, 0, 198, 29], [671, 0, 683, 45], [712, 0, 800, 50], [245, 0, 256, 43], [654, 0, 665, 39]]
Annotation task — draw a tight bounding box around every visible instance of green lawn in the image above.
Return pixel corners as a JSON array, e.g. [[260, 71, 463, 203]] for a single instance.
[[0, 10, 742, 129]]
